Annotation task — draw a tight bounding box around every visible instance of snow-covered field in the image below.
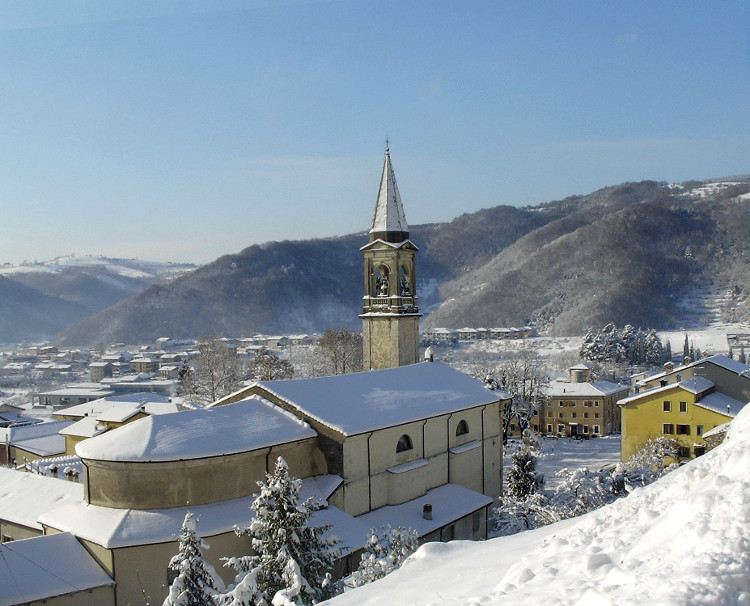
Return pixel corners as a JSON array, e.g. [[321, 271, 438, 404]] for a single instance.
[[327, 405, 750, 606], [510, 434, 622, 490]]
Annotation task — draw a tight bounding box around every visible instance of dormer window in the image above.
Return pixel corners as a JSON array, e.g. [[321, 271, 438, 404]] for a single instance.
[[456, 420, 469, 436], [396, 434, 413, 453]]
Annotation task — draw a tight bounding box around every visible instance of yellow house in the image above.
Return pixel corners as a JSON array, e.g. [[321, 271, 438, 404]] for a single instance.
[[619, 375, 744, 463]]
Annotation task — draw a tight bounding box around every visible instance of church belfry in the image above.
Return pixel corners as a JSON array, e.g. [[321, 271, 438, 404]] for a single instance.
[[360, 146, 421, 370]]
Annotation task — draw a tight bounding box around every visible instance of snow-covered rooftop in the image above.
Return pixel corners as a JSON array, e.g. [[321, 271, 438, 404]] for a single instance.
[[56, 392, 171, 420], [75, 395, 317, 462], [619, 376, 717, 406], [0, 532, 114, 606], [39, 475, 367, 554], [0, 467, 83, 531], [356, 483, 493, 538], [13, 433, 65, 456], [695, 391, 745, 417], [256, 361, 505, 437], [637, 354, 750, 386], [547, 379, 628, 398], [59, 416, 107, 439]]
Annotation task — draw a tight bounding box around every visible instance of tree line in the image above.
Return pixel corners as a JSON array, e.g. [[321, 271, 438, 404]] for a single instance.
[[180, 329, 363, 405]]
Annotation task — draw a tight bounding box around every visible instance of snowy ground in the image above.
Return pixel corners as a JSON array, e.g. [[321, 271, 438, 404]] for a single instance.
[[506, 434, 622, 490], [327, 406, 750, 606]]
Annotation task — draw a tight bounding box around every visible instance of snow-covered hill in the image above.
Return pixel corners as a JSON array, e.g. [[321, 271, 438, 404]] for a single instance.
[[0, 255, 194, 280], [328, 406, 750, 605], [0, 256, 196, 344]]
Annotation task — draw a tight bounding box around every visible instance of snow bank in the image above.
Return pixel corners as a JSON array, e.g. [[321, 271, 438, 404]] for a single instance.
[[327, 406, 750, 605]]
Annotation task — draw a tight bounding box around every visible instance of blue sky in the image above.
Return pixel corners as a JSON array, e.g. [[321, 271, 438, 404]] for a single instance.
[[1, 0, 749, 265]]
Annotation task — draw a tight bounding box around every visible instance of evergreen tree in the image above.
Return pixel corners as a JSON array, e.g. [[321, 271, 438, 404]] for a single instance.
[[506, 447, 543, 500], [223, 457, 339, 606], [644, 330, 666, 366], [683, 334, 690, 361], [665, 340, 672, 362], [164, 512, 223, 606], [740, 346, 747, 365], [349, 526, 419, 587]]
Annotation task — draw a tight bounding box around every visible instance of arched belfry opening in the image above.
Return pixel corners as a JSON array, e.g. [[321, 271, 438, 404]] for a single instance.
[[360, 146, 421, 370]]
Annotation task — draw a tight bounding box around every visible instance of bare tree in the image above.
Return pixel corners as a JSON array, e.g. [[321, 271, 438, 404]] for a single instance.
[[495, 349, 548, 444], [181, 336, 247, 404], [250, 349, 294, 381], [313, 328, 363, 376]]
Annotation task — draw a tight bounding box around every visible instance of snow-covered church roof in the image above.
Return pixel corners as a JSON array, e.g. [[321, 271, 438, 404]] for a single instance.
[[370, 147, 408, 239], [75, 395, 316, 462], [255, 361, 505, 437], [0, 532, 114, 606]]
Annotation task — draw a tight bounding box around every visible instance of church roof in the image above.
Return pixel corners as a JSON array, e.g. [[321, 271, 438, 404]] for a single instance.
[[255, 361, 505, 437], [0, 532, 114, 605], [75, 396, 316, 462], [370, 148, 409, 241]]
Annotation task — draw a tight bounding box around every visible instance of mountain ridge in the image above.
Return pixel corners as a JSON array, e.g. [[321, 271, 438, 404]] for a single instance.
[[8, 177, 750, 348]]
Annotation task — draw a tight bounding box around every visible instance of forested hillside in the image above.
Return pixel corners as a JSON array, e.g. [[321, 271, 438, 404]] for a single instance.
[[49, 177, 750, 347]]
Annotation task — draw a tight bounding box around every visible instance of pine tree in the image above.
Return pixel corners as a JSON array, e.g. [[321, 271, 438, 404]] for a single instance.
[[164, 512, 223, 606], [683, 334, 690, 362], [644, 330, 665, 367], [349, 526, 419, 587], [665, 340, 672, 362], [223, 457, 339, 606], [506, 447, 543, 500]]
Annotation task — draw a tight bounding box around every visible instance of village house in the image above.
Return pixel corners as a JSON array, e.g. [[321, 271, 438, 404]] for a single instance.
[[53, 392, 177, 456], [544, 365, 628, 438], [619, 354, 750, 462], [1, 419, 73, 467]]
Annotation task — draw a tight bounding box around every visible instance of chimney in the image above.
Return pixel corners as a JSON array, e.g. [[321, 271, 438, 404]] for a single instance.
[[423, 504, 433, 520]]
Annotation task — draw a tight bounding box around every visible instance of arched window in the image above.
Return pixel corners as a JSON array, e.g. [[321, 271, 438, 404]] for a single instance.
[[375, 265, 390, 296], [456, 420, 469, 436], [398, 266, 411, 295], [396, 434, 413, 453]]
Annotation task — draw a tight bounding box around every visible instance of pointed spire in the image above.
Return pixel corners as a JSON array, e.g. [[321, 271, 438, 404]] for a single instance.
[[370, 145, 409, 243]]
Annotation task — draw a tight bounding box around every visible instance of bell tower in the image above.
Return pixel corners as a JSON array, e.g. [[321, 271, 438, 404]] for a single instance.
[[361, 145, 421, 370]]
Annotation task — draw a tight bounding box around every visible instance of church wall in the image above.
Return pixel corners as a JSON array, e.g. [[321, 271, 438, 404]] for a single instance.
[[25, 585, 115, 606], [362, 314, 419, 370], [368, 420, 425, 474], [363, 317, 397, 370], [0, 519, 40, 542], [110, 529, 253, 606], [449, 445, 484, 494], [483, 404, 503, 498], [423, 415, 448, 458], [83, 438, 322, 510], [340, 435, 371, 516], [42, 530, 115, 581], [394, 315, 419, 367], [386, 463, 427, 505]]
